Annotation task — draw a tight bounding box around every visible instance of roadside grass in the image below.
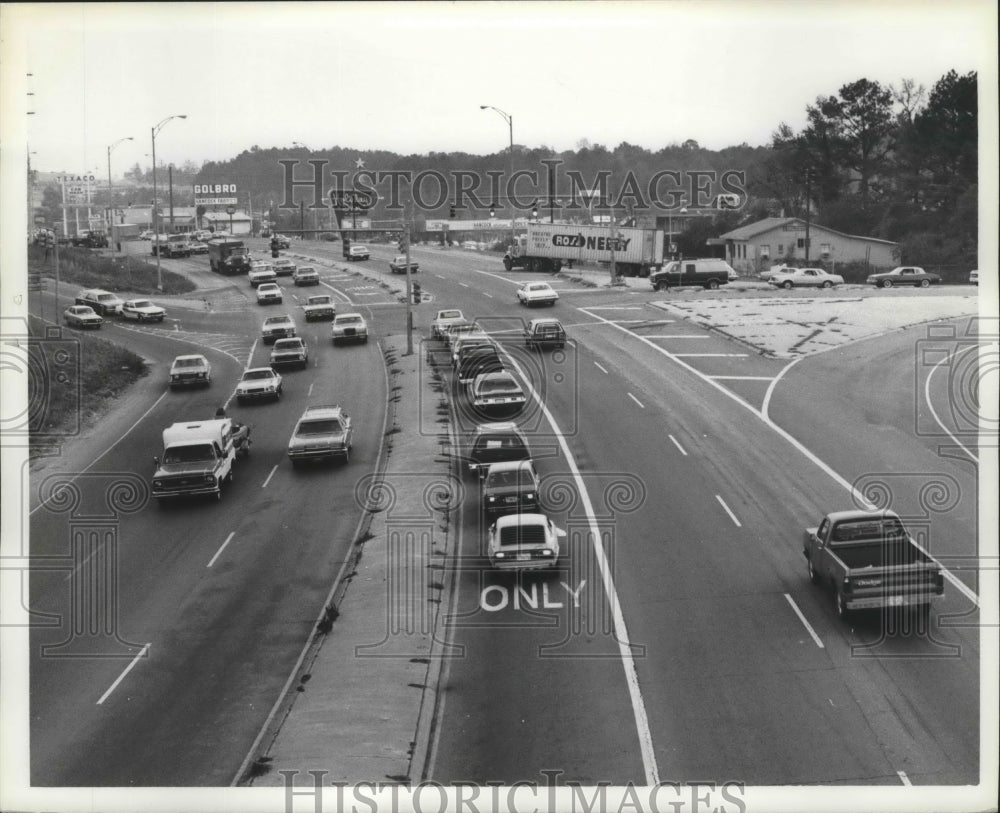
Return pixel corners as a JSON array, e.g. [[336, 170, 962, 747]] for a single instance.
[[27, 313, 148, 454], [28, 244, 196, 296]]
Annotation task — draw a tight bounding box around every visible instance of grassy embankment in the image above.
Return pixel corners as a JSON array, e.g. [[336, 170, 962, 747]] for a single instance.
[[26, 244, 195, 453]]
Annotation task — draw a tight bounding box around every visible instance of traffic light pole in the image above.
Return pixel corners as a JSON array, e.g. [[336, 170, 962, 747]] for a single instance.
[[404, 204, 413, 356]]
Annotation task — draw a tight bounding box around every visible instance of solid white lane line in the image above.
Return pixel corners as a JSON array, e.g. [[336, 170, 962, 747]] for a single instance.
[[709, 375, 774, 381], [482, 292, 493, 298], [783, 594, 825, 649], [97, 643, 151, 705], [434, 274, 445, 279], [628, 392, 645, 409], [924, 343, 983, 464], [459, 282, 469, 288], [207, 532, 236, 568], [29, 391, 168, 516], [762, 356, 803, 419], [716, 495, 742, 527], [896, 771, 911, 786], [586, 306, 643, 311], [594, 361, 609, 374], [261, 465, 278, 488], [501, 350, 660, 785], [643, 334, 710, 339], [580, 304, 980, 608], [673, 353, 748, 358], [668, 434, 688, 456]]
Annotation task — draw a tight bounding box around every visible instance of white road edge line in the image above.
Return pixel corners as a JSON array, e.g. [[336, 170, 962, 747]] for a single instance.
[[207, 532, 236, 568], [30, 390, 168, 516], [628, 392, 645, 409], [482, 292, 493, 298], [897, 771, 912, 786], [261, 464, 278, 489], [576, 306, 980, 608], [594, 361, 609, 374], [783, 593, 825, 648], [716, 495, 742, 527], [668, 434, 688, 456], [96, 643, 151, 705], [503, 350, 660, 785], [924, 343, 982, 464]]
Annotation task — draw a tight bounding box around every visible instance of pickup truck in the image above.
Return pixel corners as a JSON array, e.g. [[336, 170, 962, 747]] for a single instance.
[[151, 419, 237, 503], [803, 509, 944, 619]]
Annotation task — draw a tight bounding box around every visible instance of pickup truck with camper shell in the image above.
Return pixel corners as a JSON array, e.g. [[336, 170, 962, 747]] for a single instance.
[[803, 509, 944, 620], [649, 258, 736, 291], [151, 419, 237, 503]]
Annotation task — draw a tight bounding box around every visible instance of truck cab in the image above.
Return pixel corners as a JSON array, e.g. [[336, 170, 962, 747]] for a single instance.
[[151, 419, 237, 503]]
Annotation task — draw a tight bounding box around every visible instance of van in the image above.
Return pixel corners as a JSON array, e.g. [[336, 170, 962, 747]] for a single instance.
[[650, 258, 735, 291]]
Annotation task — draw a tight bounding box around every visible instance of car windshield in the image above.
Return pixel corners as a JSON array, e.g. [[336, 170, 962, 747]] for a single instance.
[[174, 358, 204, 368], [296, 419, 343, 436], [479, 377, 520, 394], [163, 444, 215, 464], [338, 316, 362, 325], [299, 267, 317, 274], [98, 294, 116, 302], [274, 341, 302, 350], [264, 317, 290, 325], [243, 370, 274, 381], [439, 311, 462, 319], [486, 469, 535, 488], [309, 297, 331, 305]]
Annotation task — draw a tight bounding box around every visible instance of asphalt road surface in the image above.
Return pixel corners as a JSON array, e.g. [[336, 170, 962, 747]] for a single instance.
[[27, 240, 981, 787]]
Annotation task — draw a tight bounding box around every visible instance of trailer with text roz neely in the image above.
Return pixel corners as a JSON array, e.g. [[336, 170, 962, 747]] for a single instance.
[[503, 223, 664, 277]]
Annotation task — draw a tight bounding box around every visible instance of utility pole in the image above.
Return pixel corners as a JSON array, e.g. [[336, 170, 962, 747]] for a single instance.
[[404, 198, 414, 356], [804, 169, 812, 263]]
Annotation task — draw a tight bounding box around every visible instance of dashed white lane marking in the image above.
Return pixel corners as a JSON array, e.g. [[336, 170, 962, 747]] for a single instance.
[[207, 532, 236, 568], [783, 594, 825, 649], [594, 361, 609, 374], [261, 465, 278, 489], [897, 771, 911, 786], [628, 392, 645, 409], [716, 495, 742, 527], [668, 434, 688, 456], [673, 353, 749, 358], [97, 643, 151, 705]]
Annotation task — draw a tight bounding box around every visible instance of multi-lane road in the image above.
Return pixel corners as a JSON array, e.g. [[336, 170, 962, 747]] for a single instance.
[[26, 239, 983, 788]]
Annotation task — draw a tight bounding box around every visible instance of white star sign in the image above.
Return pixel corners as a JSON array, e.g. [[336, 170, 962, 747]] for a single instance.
[[354, 158, 366, 170]]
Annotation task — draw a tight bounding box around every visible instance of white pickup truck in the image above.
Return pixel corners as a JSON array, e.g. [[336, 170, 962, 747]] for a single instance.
[[151, 419, 237, 503]]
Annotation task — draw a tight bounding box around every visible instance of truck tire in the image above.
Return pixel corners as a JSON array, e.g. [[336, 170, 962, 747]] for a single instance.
[[807, 556, 820, 584], [707, 279, 720, 290]]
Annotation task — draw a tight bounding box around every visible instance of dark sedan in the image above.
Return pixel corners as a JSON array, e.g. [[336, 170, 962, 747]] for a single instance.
[[867, 266, 941, 288]]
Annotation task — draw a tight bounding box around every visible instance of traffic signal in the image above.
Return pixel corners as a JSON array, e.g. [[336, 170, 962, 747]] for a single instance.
[[449, 204, 456, 218], [489, 204, 496, 218], [531, 204, 538, 219], [412, 282, 422, 304]]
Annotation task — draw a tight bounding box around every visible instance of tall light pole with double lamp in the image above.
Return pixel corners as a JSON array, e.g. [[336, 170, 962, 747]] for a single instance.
[[480, 105, 515, 254], [151, 114, 186, 290], [107, 136, 133, 240]]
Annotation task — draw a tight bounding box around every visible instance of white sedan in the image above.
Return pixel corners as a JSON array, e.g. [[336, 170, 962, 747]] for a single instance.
[[768, 267, 844, 289], [486, 513, 565, 571], [256, 283, 283, 305], [121, 299, 166, 322], [516, 282, 559, 307]]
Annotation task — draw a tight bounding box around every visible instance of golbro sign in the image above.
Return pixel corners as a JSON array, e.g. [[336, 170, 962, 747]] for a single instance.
[[194, 183, 238, 206]]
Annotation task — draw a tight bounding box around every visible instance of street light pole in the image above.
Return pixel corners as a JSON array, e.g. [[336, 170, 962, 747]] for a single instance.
[[151, 114, 186, 290], [481, 105, 515, 254]]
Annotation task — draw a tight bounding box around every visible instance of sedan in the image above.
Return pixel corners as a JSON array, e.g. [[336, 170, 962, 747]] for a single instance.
[[347, 245, 370, 261], [256, 283, 283, 305], [121, 299, 166, 322], [867, 266, 941, 288], [768, 267, 844, 289], [331, 313, 369, 345], [482, 460, 541, 519], [273, 258, 297, 276], [293, 266, 320, 286], [236, 367, 283, 403], [389, 255, 419, 274], [431, 309, 465, 339], [63, 305, 103, 329], [249, 265, 277, 287], [261, 314, 297, 343], [517, 282, 559, 307], [168, 354, 212, 388], [486, 513, 565, 571], [269, 337, 309, 369]]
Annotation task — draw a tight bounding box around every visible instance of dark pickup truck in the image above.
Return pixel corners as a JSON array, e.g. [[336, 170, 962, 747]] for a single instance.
[[803, 509, 944, 620]]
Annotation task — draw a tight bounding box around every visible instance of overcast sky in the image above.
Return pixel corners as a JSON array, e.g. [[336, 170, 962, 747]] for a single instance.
[[4, 1, 996, 175]]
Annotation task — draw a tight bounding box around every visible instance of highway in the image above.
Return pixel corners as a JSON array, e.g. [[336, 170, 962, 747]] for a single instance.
[[28, 239, 981, 787]]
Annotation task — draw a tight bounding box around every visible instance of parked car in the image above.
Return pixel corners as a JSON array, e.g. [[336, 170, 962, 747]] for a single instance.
[[293, 265, 320, 286], [389, 255, 419, 274], [331, 313, 368, 345], [249, 264, 278, 287], [269, 337, 309, 369], [867, 266, 941, 288], [517, 282, 559, 307], [303, 294, 336, 321], [273, 258, 297, 276], [261, 314, 297, 344], [467, 422, 530, 477], [236, 367, 283, 403], [481, 459, 541, 519], [121, 299, 166, 322], [75, 288, 124, 316], [168, 354, 212, 388], [63, 305, 103, 329], [287, 404, 353, 466], [256, 282, 283, 305], [768, 267, 845, 289], [138, 230, 154, 241], [486, 513, 565, 571], [347, 245, 370, 261], [431, 309, 465, 339], [524, 318, 566, 350], [969, 269, 979, 286]]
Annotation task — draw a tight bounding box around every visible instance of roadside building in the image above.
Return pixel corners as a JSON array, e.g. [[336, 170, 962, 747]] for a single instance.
[[715, 217, 899, 276], [202, 210, 252, 236]]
